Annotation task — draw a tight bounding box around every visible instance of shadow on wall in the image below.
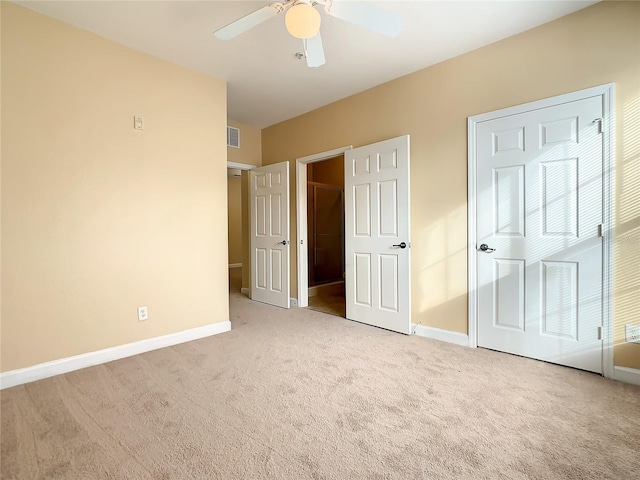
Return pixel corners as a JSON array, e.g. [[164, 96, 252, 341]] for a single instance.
[[614, 95, 640, 366]]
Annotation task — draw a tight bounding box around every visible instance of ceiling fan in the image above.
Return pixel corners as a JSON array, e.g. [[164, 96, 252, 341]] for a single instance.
[[213, 0, 404, 68]]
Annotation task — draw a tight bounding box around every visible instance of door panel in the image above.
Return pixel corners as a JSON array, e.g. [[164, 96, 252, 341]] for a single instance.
[[345, 135, 411, 334], [541, 260, 578, 339], [493, 165, 525, 237], [379, 254, 398, 312], [270, 250, 282, 292], [355, 253, 372, 306], [476, 96, 603, 373], [379, 180, 398, 236], [256, 249, 267, 289], [541, 159, 578, 237], [250, 162, 290, 308], [270, 194, 282, 236], [354, 184, 371, 236], [494, 258, 525, 331]]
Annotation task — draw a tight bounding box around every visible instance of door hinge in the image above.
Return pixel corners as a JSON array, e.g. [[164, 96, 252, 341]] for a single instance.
[[597, 224, 603, 237], [592, 118, 603, 134], [597, 326, 603, 340]]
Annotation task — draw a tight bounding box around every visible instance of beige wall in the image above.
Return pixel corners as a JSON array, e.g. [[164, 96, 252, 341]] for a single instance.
[[227, 120, 262, 167], [1, 4, 228, 372], [262, 1, 640, 369], [227, 176, 242, 265]]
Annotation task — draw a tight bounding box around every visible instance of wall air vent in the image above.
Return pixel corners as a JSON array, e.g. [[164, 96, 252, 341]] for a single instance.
[[227, 126, 240, 148]]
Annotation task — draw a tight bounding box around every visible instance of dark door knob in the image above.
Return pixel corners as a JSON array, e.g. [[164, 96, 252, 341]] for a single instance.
[[392, 242, 407, 249], [479, 244, 496, 253], [277, 240, 289, 245]]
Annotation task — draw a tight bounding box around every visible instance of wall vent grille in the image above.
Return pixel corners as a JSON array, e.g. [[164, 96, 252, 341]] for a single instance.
[[227, 126, 240, 148]]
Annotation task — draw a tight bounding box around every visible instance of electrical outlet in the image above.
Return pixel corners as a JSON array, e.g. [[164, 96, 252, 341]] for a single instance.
[[137, 306, 149, 321], [134, 115, 144, 130], [625, 325, 640, 343]]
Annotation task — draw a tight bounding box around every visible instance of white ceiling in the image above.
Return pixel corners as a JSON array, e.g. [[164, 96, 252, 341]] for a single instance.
[[17, 0, 599, 128]]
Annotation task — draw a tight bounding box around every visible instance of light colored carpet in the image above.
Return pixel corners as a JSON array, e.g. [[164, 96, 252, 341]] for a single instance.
[[1, 269, 639, 479]]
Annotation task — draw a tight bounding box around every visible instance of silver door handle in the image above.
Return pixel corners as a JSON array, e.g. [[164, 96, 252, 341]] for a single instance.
[[479, 244, 496, 253]]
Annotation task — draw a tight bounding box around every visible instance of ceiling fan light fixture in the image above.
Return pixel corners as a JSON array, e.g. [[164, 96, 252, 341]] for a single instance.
[[285, 2, 321, 39]]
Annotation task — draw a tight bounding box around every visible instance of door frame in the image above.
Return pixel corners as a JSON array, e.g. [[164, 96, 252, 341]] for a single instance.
[[227, 161, 256, 171], [227, 161, 255, 296], [467, 84, 615, 378], [295, 146, 352, 308]]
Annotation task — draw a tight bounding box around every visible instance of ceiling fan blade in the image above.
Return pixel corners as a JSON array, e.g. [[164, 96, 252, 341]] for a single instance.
[[327, 1, 404, 38], [214, 3, 283, 40], [305, 33, 325, 68]]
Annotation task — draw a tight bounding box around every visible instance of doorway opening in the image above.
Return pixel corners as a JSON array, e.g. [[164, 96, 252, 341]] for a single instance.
[[306, 156, 345, 317], [295, 146, 352, 312], [296, 136, 411, 333], [227, 161, 255, 298]]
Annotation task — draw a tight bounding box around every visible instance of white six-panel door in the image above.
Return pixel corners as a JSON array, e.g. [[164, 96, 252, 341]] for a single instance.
[[476, 96, 604, 373], [344, 135, 411, 334], [250, 162, 290, 309]]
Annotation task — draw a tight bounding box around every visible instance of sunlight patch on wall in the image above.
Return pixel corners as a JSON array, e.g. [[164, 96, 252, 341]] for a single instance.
[[416, 204, 467, 312], [613, 223, 640, 347], [618, 95, 640, 226], [613, 95, 640, 366]]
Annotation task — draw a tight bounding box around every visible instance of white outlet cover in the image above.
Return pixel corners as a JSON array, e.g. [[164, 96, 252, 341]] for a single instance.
[[137, 306, 148, 321], [625, 325, 640, 343]]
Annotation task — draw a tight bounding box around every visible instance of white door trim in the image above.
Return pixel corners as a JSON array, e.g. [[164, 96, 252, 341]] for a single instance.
[[467, 84, 615, 379], [227, 161, 255, 170], [295, 146, 352, 308]]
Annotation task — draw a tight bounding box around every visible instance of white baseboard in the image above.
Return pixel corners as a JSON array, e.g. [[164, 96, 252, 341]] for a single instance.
[[228, 263, 242, 268], [241, 287, 250, 297], [0, 321, 231, 390], [412, 324, 469, 346], [613, 366, 640, 386]]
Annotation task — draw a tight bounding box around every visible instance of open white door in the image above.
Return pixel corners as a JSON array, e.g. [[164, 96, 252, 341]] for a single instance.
[[344, 135, 411, 334], [249, 162, 290, 308]]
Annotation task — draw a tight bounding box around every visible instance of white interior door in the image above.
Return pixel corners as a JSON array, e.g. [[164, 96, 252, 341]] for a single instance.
[[250, 162, 290, 308], [344, 135, 411, 334], [476, 96, 604, 373]]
